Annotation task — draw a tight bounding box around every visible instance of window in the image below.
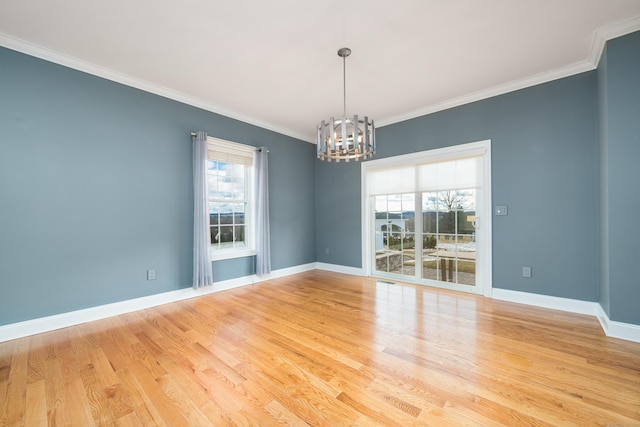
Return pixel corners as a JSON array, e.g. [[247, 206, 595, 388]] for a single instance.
[[206, 138, 256, 260]]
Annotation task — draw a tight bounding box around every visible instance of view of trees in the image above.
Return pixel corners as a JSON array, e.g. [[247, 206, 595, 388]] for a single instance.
[[423, 190, 475, 235]]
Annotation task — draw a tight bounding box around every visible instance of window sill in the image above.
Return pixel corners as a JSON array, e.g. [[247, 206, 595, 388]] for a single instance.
[[210, 248, 257, 261]]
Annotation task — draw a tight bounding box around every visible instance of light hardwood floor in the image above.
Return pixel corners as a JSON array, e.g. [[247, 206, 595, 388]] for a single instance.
[[1, 270, 639, 426]]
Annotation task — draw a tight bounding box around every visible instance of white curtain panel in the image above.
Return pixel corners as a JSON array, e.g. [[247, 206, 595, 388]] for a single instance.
[[192, 132, 213, 288], [255, 147, 271, 275]]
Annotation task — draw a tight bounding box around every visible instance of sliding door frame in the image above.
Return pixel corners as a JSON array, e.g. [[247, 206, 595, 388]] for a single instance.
[[361, 140, 493, 297]]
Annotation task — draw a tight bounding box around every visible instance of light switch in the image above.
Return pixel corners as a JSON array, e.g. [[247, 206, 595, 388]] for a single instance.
[[495, 205, 508, 216]]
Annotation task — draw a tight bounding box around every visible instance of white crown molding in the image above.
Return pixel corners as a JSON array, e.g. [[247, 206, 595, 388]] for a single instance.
[[0, 32, 314, 144], [378, 15, 640, 129], [2, 16, 640, 144], [376, 60, 593, 128], [588, 15, 640, 66]]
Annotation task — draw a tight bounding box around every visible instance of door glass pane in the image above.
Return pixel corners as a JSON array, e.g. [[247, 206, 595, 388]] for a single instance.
[[402, 233, 415, 276], [422, 189, 476, 286], [422, 192, 438, 233], [374, 194, 415, 278], [402, 194, 416, 276], [456, 189, 476, 286], [374, 195, 390, 273]]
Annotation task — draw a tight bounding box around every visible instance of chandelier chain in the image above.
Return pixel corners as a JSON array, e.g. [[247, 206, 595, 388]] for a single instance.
[[342, 53, 347, 118]]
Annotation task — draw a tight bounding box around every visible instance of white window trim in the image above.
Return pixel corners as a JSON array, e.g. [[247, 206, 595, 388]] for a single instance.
[[211, 248, 257, 261], [361, 140, 493, 297], [207, 136, 258, 261]]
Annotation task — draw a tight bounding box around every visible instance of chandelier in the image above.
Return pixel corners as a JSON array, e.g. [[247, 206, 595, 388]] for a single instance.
[[317, 48, 375, 162]]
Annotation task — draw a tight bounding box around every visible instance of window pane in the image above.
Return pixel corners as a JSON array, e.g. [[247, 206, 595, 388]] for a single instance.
[[210, 225, 220, 244], [219, 210, 233, 224], [401, 193, 414, 211], [437, 191, 457, 234], [374, 195, 388, 213], [208, 160, 247, 203], [457, 189, 476, 235], [209, 211, 220, 226], [234, 226, 246, 246], [232, 204, 245, 226], [402, 233, 415, 276], [387, 195, 402, 213], [216, 163, 245, 200], [423, 233, 437, 250], [219, 226, 233, 244], [207, 160, 221, 194], [458, 261, 476, 286], [422, 192, 438, 233], [422, 233, 438, 281], [376, 250, 391, 273], [402, 194, 415, 233]]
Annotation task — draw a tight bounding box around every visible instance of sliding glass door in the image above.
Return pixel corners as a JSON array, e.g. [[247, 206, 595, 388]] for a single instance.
[[364, 141, 491, 295]]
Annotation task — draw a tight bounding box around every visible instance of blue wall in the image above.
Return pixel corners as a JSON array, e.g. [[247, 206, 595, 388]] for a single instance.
[[0, 47, 316, 325], [1, 30, 639, 327], [317, 72, 601, 302], [598, 31, 640, 325]]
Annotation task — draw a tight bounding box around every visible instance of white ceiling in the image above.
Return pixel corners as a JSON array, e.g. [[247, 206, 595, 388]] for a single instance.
[[1, 1, 640, 143]]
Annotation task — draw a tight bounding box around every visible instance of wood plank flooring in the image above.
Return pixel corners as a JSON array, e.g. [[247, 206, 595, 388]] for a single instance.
[[1, 270, 639, 426]]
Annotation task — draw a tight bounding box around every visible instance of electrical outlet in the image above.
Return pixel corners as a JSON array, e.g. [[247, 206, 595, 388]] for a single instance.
[[495, 205, 508, 216], [325, 248, 329, 254], [147, 269, 156, 280], [522, 266, 532, 278]]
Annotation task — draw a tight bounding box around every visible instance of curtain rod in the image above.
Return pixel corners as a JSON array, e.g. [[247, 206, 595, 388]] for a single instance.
[[190, 132, 267, 152]]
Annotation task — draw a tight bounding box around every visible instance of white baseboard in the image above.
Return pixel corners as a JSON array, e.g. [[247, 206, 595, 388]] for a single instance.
[[4, 270, 639, 344], [253, 263, 317, 282], [0, 263, 318, 343], [0, 288, 194, 343], [315, 262, 364, 276], [492, 288, 640, 343], [596, 304, 640, 343], [491, 288, 599, 316]]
